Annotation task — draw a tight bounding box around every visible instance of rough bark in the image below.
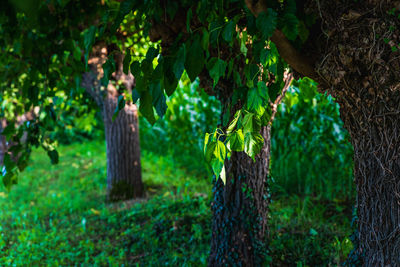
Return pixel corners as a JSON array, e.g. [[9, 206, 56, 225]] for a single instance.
[[82, 45, 144, 201], [341, 90, 400, 266], [301, 1, 400, 265], [103, 94, 144, 201], [209, 125, 271, 266], [208, 74, 292, 266]]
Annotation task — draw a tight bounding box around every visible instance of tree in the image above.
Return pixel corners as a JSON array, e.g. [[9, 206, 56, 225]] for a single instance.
[[246, 1, 400, 265], [120, 1, 298, 264], [1, 0, 298, 265], [82, 44, 144, 201], [3, 0, 398, 265], [0, 1, 145, 201]]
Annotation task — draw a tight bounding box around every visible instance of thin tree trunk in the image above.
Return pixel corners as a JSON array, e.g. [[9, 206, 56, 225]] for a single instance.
[[209, 126, 271, 266], [103, 95, 144, 201]]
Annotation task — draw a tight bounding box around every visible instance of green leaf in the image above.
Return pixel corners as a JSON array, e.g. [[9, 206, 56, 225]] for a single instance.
[[139, 91, 156, 125], [123, 49, 131, 75], [173, 45, 186, 79], [240, 30, 248, 56], [185, 35, 204, 82], [227, 110, 241, 133], [150, 82, 167, 117], [245, 64, 260, 88], [228, 129, 244, 152], [204, 138, 226, 178], [244, 132, 264, 160], [1, 124, 15, 139], [135, 75, 148, 92], [298, 77, 316, 101], [227, 58, 234, 78], [204, 139, 217, 163], [242, 113, 261, 134], [112, 95, 126, 121], [186, 8, 193, 32], [47, 150, 59, 165], [201, 28, 210, 50], [204, 132, 211, 154], [233, 70, 242, 86], [281, 13, 299, 41], [222, 20, 236, 42], [209, 21, 223, 46], [146, 46, 159, 61], [162, 56, 179, 96], [214, 140, 226, 162], [83, 26, 96, 53], [256, 9, 278, 40], [257, 81, 269, 101], [132, 89, 141, 103], [211, 158, 224, 179], [298, 21, 310, 43], [207, 57, 227, 88], [101, 56, 115, 87], [130, 61, 141, 77], [246, 87, 263, 113], [220, 165, 226, 185]]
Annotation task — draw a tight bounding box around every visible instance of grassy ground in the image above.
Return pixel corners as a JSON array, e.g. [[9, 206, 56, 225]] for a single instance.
[[0, 141, 353, 266]]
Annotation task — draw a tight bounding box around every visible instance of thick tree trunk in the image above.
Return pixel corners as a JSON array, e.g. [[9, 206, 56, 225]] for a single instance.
[[103, 95, 144, 201], [209, 126, 271, 266], [340, 96, 400, 266]]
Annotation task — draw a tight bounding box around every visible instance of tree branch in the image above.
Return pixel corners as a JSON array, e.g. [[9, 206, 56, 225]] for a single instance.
[[245, 0, 321, 83]]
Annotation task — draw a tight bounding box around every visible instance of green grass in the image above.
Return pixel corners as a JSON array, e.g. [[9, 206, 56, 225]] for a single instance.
[[0, 141, 353, 266]]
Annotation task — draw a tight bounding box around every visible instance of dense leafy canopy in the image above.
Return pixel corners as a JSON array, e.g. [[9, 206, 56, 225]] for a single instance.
[[0, 0, 312, 185]]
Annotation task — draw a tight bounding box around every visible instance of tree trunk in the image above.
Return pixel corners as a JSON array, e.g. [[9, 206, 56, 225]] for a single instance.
[[339, 95, 400, 266], [209, 126, 271, 266], [103, 95, 144, 201], [208, 74, 291, 266], [299, 1, 400, 264], [82, 45, 144, 201]]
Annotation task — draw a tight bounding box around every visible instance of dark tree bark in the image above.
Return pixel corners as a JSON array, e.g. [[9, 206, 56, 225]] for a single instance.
[[288, 1, 400, 265], [208, 74, 292, 266], [82, 45, 144, 201], [249, 0, 400, 264], [340, 91, 400, 266], [209, 125, 271, 266]]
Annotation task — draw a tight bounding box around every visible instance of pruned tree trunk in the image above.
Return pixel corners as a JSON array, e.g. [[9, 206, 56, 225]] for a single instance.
[[82, 44, 144, 201], [103, 94, 143, 201], [209, 126, 271, 266]]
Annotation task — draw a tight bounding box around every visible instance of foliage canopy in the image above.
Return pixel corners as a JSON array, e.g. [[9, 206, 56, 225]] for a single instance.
[[0, 0, 312, 185]]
